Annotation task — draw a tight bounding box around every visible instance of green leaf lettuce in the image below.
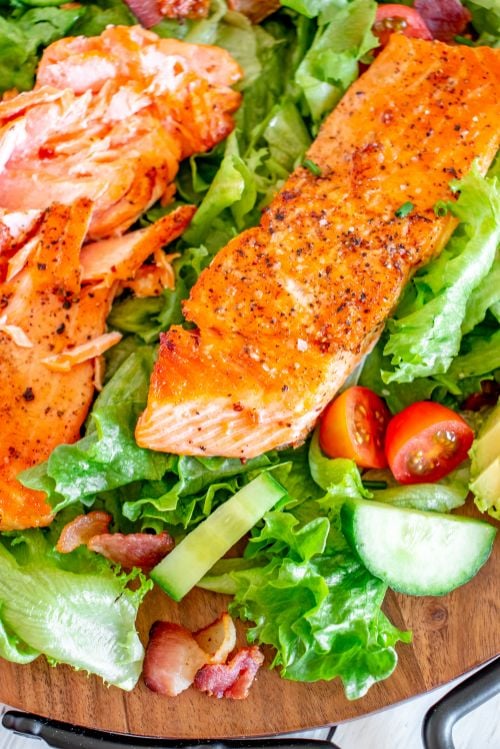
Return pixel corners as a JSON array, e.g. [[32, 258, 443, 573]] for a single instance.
[[0, 530, 150, 689]]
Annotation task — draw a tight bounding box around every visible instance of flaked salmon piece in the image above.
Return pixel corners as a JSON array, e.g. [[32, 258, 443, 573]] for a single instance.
[[0, 200, 112, 530], [136, 36, 500, 458], [0, 86, 181, 240], [0, 209, 44, 282], [0, 196, 193, 529], [120, 248, 180, 297], [36, 26, 241, 93], [41, 331, 123, 372], [80, 205, 195, 286], [0, 27, 241, 239]]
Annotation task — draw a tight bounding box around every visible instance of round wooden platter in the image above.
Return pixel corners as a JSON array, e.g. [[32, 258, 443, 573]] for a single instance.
[[1, 504, 498, 739]]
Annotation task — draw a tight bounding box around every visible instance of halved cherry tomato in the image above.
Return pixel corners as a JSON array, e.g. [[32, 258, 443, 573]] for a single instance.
[[373, 4, 433, 48], [385, 401, 474, 484], [319, 386, 391, 469]]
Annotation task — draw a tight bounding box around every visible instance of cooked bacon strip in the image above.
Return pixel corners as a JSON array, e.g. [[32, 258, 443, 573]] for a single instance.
[[56, 511, 173, 569], [123, 0, 164, 26], [194, 646, 264, 699], [80, 205, 194, 286], [193, 612, 237, 665], [41, 331, 122, 372], [228, 0, 280, 23], [0, 27, 241, 239], [143, 622, 208, 696], [414, 0, 471, 42], [56, 511, 112, 553], [136, 36, 500, 459], [88, 531, 174, 571]]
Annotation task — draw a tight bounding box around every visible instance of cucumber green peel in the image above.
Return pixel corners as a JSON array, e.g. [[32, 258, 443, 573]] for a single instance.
[[341, 498, 496, 596], [151, 473, 287, 601]]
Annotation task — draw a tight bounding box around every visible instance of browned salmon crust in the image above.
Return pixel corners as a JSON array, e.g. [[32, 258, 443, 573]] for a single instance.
[[136, 35, 500, 458]]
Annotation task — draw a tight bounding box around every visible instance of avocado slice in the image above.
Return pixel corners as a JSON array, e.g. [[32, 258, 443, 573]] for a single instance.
[[469, 400, 500, 519]]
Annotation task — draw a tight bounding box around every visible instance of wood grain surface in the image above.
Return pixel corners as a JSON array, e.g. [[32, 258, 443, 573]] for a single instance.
[[1, 502, 498, 739]]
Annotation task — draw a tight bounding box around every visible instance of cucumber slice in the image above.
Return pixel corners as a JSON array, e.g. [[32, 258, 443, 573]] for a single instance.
[[150, 473, 286, 601], [341, 498, 496, 596]]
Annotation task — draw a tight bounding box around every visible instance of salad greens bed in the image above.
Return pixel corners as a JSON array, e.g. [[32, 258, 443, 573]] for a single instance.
[[0, 0, 499, 699]]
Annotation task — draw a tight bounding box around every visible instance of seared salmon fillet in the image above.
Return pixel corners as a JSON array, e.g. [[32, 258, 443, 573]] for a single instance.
[[136, 36, 500, 458], [0, 203, 194, 530], [0, 200, 100, 529], [0, 26, 240, 239]]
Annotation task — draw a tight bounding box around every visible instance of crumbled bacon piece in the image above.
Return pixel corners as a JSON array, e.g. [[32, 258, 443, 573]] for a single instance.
[[193, 612, 237, 664], [159, 0, 209, 18], [414, 0, 471, 42], [88, 531, 174, 572], [143, 622, 208, 696], [463, 380, 500, 411], [124, 0, 209, 25], [228, 0, 280, 23], [122, 0, 164, 26], [56, 511, 112, 553], [194, 646, 264, 699], [143, 612, 264, 700]]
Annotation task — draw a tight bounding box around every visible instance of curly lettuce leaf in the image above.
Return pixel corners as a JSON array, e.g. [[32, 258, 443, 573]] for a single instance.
[[0, 529, 150, 688], [287, 0, 378, 125], [122, 451, 283, 530], [382, 164, 500, 384], [308, 429, 371, 498], [0, 7, 83, 92]]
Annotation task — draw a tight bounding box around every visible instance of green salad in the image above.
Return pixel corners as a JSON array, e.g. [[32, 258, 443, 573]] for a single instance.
[[0, 0, 499, 700]]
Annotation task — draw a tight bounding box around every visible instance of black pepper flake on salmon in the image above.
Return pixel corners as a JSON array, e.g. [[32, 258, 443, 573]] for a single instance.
[[22, 387, 35, 402], [136, 35, 500, 460]]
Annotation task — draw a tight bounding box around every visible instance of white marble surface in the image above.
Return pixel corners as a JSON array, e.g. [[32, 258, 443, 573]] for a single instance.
[[1, 670, 499, 749]]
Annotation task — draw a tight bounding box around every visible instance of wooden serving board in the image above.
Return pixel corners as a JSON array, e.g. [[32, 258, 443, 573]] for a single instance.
[[1, 503, 498, 739]]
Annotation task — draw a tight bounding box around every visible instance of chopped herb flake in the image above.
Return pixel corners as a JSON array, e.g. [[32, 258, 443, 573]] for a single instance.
[[395, 201, 414, 218], [454, 36, 475, 47], [434, 200, 449, 217], [303, 159, 322, 177]]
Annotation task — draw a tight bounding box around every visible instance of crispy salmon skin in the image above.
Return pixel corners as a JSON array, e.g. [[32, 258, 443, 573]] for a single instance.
[[136, 36, 500, 458]]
